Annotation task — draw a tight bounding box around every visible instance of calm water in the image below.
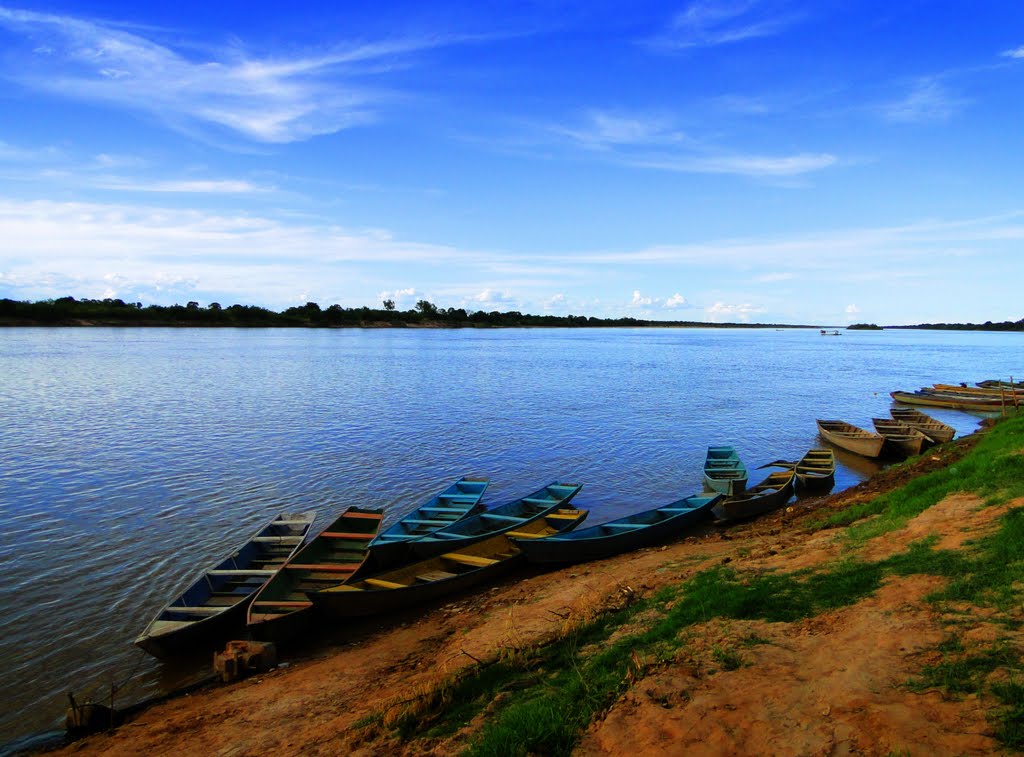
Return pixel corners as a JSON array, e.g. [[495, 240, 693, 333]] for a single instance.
[[0, 326, 1017, 743]]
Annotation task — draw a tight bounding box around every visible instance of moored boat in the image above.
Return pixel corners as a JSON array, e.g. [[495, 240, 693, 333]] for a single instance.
[[890, 390, 1005, 411], [367, 477, 489, 569], [977, 379, 1024, 390], [703, 446, 748, 496], [872, 418, 928, 458], [134, 510, 317, 658], [889, 407, 956, 444], [932, 383, 1024, 397], [406, 482, 583, 559], [795, 448, 835, 492], [511, 492, 720, 565], [309, 508, 588, 616], [247, 507, 383, 642], [713, 469, 794, 521], [816, 420, 885, 458]]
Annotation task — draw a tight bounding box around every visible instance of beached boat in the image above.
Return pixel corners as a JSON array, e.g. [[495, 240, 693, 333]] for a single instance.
[[247, 507, 383, 641], [872, 418, 928, 458], [308, 509, 588, 616], [367, 477, 489, 569], [932, 383, 1024, 397], [713, 470, 794, 521], [816, 420, 885, 458], [890, 390, 1005, 411], [703, 446, 748, 496], [977, 379, 1024, 390], [890, 408, 956, 444], [134, 511, 316, 658], [511, 493, 720, 565], [406, 482, 583, 559], [795, 448, 835, 492]]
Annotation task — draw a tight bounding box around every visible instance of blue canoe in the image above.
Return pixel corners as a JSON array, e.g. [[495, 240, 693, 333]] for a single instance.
[[703, 446, 748, 496], [407, 481, 583, 559], [511, 492, 720, 565], [367, 477, 489, 568]]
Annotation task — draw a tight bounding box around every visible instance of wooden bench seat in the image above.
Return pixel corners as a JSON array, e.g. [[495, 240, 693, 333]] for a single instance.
[[165, 606, 225, 615], [416, 570, 458, 582], [442, 553, 499, 567], [286, 563, 360, 572], [252, 535, 303, 543], [208, 569, 278, 577], [320, 531, 375, 539], [547, 512, 582, 519], [364, 577, 407, 589], [346, 512, 384, 520]]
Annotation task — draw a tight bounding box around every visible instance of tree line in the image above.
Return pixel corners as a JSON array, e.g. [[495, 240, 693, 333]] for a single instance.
[[0, 296, 808, 329]]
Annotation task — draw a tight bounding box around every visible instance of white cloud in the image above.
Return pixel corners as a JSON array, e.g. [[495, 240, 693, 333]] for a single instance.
[[705, 301, 765, 322], [470, 288, 517, 307], [629, 151, 836, 177], [631, 289, 655, 306], [0, 7, 462, 143], [94, 179, 267, 194], [755, 272, 795, 282], [552, 111, 689, 151], [845, 304, 860, 314], [665, 293, 687, 308], [881, 78, 966, 124], [648, 1, 804, 51], [1001, 46, 1024, 59]]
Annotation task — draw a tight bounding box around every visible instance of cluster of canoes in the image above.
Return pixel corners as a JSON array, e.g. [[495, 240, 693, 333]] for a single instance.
[[134, 449, 839, 659], [890, 380, 1023, 413], [135, 380, 995, 660]]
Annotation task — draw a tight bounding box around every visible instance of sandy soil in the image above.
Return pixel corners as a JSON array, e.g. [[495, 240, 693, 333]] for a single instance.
[[46, 430, 1013, 756]]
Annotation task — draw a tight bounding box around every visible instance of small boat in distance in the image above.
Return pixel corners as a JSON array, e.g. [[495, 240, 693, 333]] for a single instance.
[[134, 510, 317, 659], [407, 482, 583, 559], [367, 477, 488, 569], [703, 446, 748, 496], [795, 448, 835, 493], [511, 492, 719, 565], [713, 469, 795, 521], [890, 390, 1006, 411], [890, 407, 956, 444], [872, 418, 928, 458], [309, 508, 589, 616], [977, 379, 1024, 390], [247, 507, 383, 642], [816, 420, 885, 459]]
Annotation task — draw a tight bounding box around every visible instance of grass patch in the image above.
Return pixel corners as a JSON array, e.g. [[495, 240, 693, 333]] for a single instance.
[[711, 645, 744, 671], [909, 642, 1017, 696], [992, 680, 1024, 750]]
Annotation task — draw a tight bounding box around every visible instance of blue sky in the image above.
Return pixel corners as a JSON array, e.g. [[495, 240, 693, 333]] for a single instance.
[[1, 1, 1023, 325]]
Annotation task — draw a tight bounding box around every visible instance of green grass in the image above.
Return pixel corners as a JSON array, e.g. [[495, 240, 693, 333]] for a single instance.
[[992, 680, 1024, 749]]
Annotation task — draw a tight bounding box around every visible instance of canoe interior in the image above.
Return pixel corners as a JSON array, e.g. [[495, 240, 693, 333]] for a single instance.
[[322, 509, 587, 593], [703, 446, 748, 494], [816, 419, 886, 458], [795, 448, 835, 491], [889, 407, 956, 443], [714, 470, 795, 521], [371, 477, 488, 545], [409, 481, 582, 547], [247, 506, 383, 626], [135, 510, 316, 651]]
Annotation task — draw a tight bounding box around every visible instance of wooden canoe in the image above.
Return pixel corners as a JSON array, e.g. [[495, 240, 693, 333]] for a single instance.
[[713, 470, 794, 522], [890, 407, 956, 444], [795, 448, 835, 493], [890, 390, 1005, 411], [872, 418, 928, 458], [247, 506, 383, 641], [933, 383, 1024, 398], [703, 446, 748, 496], [512, 493, 720, 565], [134, 510, 316, 659], [977, 379, 1024, 390], [816, 420, 885, 458], [367, 477, 488, 569], [308, 509, 589, 616], [406, 482, 583, 560]]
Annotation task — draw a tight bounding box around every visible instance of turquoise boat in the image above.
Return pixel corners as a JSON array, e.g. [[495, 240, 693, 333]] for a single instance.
[[407, 482, 583, 559], [703, 446, 748, 496], [367, 477, 489, 569], [511, 492, 719, 565]]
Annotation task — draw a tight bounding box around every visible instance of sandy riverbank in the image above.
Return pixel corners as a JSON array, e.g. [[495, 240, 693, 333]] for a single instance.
[[40, 424, 1022, 755]]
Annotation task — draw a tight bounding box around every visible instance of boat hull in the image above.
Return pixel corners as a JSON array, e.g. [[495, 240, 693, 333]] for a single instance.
[[713, 472, 794, 521], [889, 408, 955, 444], [514, 494, 719, 565], [794, 449, 835, 493], [816, 420, 885, 458]]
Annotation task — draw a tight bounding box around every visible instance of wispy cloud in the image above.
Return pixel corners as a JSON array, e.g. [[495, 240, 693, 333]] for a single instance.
[[647, 1, 803, 51], [93, 179, 268, 194], [628, 151, 836, 177], [881, 77, 966, 123], [0, 6, 460, 143], [551, 111, 690, 151], [1001, 45, 1024, 59], [706, 301, 764, 322]]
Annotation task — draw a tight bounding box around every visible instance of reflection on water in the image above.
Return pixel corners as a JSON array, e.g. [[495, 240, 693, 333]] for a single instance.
[[0, 326, 1012, 743]]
